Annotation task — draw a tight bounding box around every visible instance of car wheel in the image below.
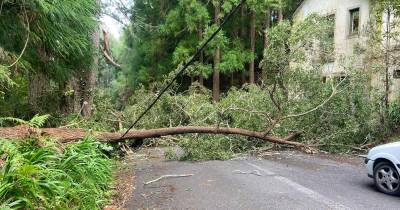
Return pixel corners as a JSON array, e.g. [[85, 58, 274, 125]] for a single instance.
[[374, 162, 400, 195]]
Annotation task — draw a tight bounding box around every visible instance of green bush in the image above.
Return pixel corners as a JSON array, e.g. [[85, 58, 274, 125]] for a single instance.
[[0, 137, 113, 210], [57, 90, 122, 132], [116, 73, 389, 158], [387, 101, 400, 129], [177, 135, 235, 161], [176, 135, 259, 161]]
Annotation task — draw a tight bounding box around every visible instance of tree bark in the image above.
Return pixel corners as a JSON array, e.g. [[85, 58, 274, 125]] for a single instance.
[[28, 71, 49, 113], [213, 4, 221, 101], [261, 9, 271, 82], [198, 28, 204, 86], [59, 71, 83, 114], [278, 7, 283, 22], [240, 4, 247, 84], [384, 9, 391, 108], [81, 25, 100, 118], [264, 10, 271, 53], [28, 46, 50, 114], [101, 30, 121, 68], [249, 10, 256, 84], [0, 125, 305, 148]]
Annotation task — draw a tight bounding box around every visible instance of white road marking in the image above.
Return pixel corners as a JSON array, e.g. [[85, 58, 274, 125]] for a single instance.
[[246, 162, 352, 210]]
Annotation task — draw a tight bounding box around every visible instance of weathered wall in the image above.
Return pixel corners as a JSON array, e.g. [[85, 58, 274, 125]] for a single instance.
[[293, 0, 400, 102], [294, 0, 370, 75]]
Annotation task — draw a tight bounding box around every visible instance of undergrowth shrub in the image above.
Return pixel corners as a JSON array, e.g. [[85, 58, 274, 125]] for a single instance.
[[123, 87, 188, 129], [177, 135, 235, 161], [132, 75, 390, 156], [387, 101, 400, 130], [175, 134, 263, 161], [57, 72, 395, 159], [278, 71, 386, 152], [58, 91, 121, 132], [0, 137, 113, 209]]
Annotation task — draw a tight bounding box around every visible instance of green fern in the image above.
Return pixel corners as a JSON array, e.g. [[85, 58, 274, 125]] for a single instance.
[[0, 114, 50, 128], [0, 137, 113, 209], [28, 114, 50, 128]]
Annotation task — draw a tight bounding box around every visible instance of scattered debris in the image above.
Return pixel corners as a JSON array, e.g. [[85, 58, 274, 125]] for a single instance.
[[144, 174, 194, 185], [233, 170, 262, 176]]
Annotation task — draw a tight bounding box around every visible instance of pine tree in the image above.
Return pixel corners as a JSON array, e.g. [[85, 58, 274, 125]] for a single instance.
[[0, 0, 100, 116]]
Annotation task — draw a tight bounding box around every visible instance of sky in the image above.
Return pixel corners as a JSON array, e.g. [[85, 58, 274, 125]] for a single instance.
[[101, 15, 124, 39], [100, 0, 132, 39]]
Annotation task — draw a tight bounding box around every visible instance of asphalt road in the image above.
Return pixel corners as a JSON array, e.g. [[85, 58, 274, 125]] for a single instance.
[[126, 149, 400, 210]]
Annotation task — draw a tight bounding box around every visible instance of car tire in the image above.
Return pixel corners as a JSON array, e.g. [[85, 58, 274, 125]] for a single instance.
[[374, 161, 400, 195]]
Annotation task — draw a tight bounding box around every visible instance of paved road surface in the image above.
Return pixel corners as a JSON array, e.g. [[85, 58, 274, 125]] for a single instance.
[[126, 149, 400, 210]]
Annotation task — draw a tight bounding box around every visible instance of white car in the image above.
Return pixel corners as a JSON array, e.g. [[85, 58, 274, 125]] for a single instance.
[[364, 142, 400, 195]]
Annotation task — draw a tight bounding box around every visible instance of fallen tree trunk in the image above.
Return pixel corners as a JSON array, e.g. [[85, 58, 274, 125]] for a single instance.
[[0, 125, 304, 148]]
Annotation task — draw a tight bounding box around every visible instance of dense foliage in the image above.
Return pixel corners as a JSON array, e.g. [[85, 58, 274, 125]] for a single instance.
[[0, 137, 113, 209], [1, 0, 400, 206], [108, 0, 302, 101], [0, 0, 99, 117]]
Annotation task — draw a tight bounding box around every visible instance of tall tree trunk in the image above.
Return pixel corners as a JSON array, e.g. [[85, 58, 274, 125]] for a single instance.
[[249, 10, 256, 84], [261, 9, 271, 82], [384, 8, 391, 109], [28, 71, 49, 113], [28, 47, 50, 114], [278, 7, 283, 22], [264, 9, 271, 51], [213, 4, 221, 101], [240, 4, 247, 84], [81, 27, 99, 118], [61, 71, 83, 115], [198, 28, 204, 86]]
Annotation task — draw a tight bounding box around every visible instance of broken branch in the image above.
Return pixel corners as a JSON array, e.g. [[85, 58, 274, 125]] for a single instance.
[[144, 174, 194, 185], [233, 170, 262, 176], [102, 29, 122, 68]]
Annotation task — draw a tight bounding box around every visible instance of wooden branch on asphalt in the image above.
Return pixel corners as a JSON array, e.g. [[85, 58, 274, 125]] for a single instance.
[[144, 174, 194, 185], [233, 170, 262, 176], [0, 125, 306, 148]]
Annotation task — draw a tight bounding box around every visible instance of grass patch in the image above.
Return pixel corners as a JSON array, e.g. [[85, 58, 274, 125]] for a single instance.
[[0, 137, 113, 209]]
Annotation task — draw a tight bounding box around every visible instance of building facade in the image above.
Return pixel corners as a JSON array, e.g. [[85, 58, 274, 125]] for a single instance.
[[293, 0, 400, 102]]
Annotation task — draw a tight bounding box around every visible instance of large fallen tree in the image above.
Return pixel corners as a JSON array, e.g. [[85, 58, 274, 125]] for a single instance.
[[0, 61, 349, 152], [0, 125, 304, 147], [0, 76, 348, 151]]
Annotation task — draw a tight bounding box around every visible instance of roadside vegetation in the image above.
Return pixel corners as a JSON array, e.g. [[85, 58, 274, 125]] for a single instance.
[[0, 137, 113, 209], [1, 0, 400, 208]]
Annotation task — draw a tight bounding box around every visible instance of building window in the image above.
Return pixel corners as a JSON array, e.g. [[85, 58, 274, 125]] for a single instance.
[[350, 8, 360, 35], [271, 10, 279, 26], [394, 69, 400, 79]]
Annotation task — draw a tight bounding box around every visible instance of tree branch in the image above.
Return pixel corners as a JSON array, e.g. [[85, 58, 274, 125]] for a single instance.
[[0, 125, 306, 148], [282, 76, 348, 120], [6, 6, 29, 68], [102, 29, 122, 68]]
